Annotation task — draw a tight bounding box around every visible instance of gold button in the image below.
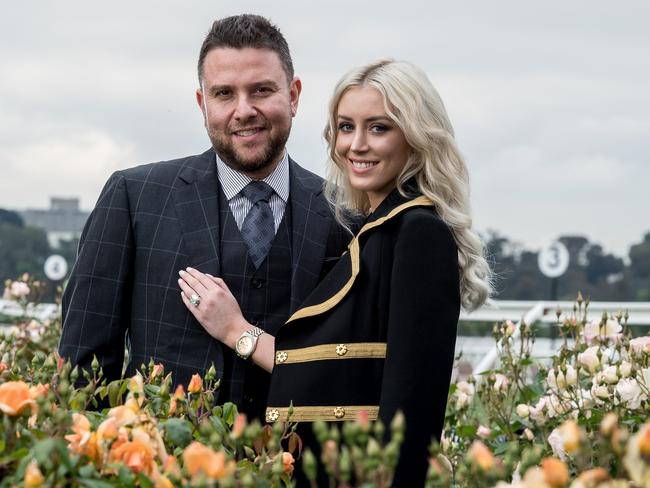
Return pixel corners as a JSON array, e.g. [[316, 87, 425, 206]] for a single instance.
[[276, 351, 288, 363], [333, 406, 345, 419], [266, 409, 280, 422], [336, 344, 347, 356]]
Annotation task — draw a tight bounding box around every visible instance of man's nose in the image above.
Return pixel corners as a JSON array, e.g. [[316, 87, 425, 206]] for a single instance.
[[233, 95, 257, 120]]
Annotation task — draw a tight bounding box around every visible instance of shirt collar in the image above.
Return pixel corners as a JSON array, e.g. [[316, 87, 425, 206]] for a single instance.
[[216, 151, 290, 202]]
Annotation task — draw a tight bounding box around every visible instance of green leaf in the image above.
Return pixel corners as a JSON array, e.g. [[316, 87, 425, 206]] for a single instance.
[[107, 380, 123, 407], [118, 464, 135, 485], [164, 418, 193, 448], [222, 402, 237, 425], [79, 479, 117, 488]]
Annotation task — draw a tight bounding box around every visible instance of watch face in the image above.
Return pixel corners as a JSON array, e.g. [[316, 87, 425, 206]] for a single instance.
[[237, 336, 254, 355]]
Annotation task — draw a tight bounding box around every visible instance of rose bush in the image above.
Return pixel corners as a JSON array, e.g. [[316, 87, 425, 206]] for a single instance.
[[2, 275, 649, 487]]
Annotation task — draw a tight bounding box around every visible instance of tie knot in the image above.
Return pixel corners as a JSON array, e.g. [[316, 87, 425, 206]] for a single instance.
[[242, 180, 274, 204]]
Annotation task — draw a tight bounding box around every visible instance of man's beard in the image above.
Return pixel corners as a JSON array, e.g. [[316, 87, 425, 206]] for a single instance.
[[208, 125, 290, 175]]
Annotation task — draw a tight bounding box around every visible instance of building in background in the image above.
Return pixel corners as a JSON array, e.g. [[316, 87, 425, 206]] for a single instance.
[[18, 197, 89, 249]]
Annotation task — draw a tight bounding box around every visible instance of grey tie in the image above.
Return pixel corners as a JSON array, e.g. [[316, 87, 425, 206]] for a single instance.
[[241, 181, 276, 268]]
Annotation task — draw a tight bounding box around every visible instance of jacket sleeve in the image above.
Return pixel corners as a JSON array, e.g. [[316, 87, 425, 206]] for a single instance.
[[378, 211, 460, 487], [58, 171, 134, 383]]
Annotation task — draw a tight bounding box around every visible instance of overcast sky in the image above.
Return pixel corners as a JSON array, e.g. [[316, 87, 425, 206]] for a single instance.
[[1, 1, 648, 258]]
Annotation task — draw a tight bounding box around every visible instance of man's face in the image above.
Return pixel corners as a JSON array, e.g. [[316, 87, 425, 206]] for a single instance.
[[196, 47, 301, 179]]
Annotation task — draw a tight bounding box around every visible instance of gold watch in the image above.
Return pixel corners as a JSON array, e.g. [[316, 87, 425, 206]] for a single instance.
[[235, 326, 265, 359]]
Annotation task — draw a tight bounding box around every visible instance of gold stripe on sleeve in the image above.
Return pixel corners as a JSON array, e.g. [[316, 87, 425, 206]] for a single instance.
[[265, 405, 379, 423], [286, 196, 433, 324], [275, 342, 386, 365]]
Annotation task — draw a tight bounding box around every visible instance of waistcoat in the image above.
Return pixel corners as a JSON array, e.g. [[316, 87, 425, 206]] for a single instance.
[[217, 187, 293, 419]]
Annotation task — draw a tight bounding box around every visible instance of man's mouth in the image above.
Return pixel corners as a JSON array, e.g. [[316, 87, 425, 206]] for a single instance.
[[232, 127, 265, 137]]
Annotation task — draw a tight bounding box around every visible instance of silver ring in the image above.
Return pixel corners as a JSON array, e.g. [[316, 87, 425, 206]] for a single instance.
[[189, 293, 201, 307]]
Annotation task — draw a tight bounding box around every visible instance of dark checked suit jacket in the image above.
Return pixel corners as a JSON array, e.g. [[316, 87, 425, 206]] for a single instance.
[[58, 148, 351, 392]]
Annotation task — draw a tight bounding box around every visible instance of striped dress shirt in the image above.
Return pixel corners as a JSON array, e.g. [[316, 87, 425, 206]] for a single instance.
[[216, 152, 290, 233]]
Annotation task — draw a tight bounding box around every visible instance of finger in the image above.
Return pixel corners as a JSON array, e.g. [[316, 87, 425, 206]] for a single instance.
[[178, 268, 209, 294], [177, 277, 200, 300], [185, 267, 219, 291], [180, 291, 201, 318]]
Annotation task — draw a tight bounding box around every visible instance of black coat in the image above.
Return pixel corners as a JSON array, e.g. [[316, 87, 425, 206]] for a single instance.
[[266, 189, 460, 487]]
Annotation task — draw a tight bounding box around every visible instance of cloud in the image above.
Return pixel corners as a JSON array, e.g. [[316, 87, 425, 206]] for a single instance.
[[0, 131, 135, 209]]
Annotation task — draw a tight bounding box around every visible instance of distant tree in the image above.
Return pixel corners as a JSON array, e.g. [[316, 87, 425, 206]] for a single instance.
[[584, 244, 625, 284], [0, 209, 24, 227], [0, 224, 50, 282], [629, 232, 650, 300]]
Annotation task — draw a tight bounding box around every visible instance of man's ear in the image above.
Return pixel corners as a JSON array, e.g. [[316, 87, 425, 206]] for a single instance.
[[196, 86, 207, 121], [289, 77, 302, 117]]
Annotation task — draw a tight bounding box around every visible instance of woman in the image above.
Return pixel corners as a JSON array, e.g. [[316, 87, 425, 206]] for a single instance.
[[178, 59, 490, 486]]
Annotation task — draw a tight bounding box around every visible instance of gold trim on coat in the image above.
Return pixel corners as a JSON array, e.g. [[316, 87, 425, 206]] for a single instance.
[[265, 405, 379, 423], [274, 342, 387, 364], [286, 196, 433, 323]]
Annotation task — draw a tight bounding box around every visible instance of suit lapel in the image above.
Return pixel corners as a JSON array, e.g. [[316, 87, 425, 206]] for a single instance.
[[172, 149, 222, 276], [289, 160, 331, 313]]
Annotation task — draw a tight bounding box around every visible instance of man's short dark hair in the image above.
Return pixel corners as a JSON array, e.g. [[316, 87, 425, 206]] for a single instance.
[[198, 14, 294, 83]]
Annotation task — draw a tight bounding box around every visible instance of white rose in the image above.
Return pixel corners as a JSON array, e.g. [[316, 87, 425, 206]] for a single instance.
[[477, 425, 491, 438], [616, 378, 645, 409], [619, 361, 633, 378], [456, 380, 475, 396], [493, 373, 509, 392], [591, 384, 609, 401], [504, 320, 517, 337], [10, 281, 30, 299], [523, 428, 534, 441], [584, 318, 623, 343], [547, 428, 567, 461], [516, 404, 530, 418], [602, 365, 619, 384], [565, 365, 578, 386], [630, 336, 650, 354], [455, 391, 469, 409], [529, 397, 547, 423], [578, 346, 601, 373]]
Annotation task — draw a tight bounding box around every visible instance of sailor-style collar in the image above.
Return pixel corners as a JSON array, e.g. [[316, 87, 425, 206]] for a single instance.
[[285, 188, 434, 324]]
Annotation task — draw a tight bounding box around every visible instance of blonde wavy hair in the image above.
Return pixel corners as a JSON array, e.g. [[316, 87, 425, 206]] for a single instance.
[[324, 59, 491, 311]]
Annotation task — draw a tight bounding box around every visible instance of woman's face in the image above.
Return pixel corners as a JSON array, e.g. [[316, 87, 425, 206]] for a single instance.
[[335, 86, 410, 210]]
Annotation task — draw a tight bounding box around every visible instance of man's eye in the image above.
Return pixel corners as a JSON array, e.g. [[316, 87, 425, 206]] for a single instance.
[[255, 86, 273, 94], [215, 89, 231, 97]]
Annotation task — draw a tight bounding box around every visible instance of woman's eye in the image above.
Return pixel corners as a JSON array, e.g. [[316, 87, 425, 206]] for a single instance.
[[370, 124, 388, 133], [338, 123, 353, 132]]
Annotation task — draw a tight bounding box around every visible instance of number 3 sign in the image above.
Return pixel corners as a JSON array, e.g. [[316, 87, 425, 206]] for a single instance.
[[538, 241, 570, 278]]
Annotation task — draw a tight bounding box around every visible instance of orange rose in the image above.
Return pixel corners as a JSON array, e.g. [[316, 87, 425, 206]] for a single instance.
[[469, 441, 495, 472], [168, 385, 185, 415], [29, 383, 50, 399], [0, 381, 35, 416], [24, 459, 45, 488], [64, 413, 100, 461], [150, 363, 164, 381], [187, 374, 202, 394], [638, 423, 650, 457], [282, 452, 295, 475], [576, 468, 610, 486], [231, 413, 247, 439], [183, 441, 232, 480], [0, 362, 7, 374], [109, 436, 156, 476], [541, 457, 569, 488], [163, 455, 181, 477], [108, 396, 140, 425], [97, 417, 119, 441]]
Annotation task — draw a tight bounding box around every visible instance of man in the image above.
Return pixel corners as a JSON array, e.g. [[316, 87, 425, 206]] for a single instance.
[[59, 14, 350, 420]]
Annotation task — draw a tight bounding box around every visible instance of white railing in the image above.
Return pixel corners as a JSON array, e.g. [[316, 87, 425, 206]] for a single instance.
[[459, 300, 650, 376]]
